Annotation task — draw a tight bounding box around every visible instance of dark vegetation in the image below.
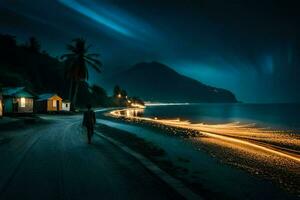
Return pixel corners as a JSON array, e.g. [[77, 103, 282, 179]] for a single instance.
[[60, 38, 103, 109], [112, 85, 144, 107], [0, 34, 142, 108], [0, 33, 235, 107]]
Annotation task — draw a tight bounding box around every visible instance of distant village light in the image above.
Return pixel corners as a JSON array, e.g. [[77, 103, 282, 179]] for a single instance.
[[131, 103, 145, 109], [117, 94, 122, 98]]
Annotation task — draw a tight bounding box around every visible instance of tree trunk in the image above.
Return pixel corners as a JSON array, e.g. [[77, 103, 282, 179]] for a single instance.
[[68, 79, 73, 101], [72, 81, 79, 111]]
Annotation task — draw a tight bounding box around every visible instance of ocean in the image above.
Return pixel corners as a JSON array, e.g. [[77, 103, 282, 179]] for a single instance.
[[143, 103, 300, 130]]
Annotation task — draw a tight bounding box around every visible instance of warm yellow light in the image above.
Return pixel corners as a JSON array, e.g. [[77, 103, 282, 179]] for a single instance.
[[117, 94, 121, 98], [131, 103, 145, 108], [0, 100, 3, 116], [53, 100, 57, 107], [108, 108, 300, 164], [20, 97, 26, 107], [127, 100, 131, 103]]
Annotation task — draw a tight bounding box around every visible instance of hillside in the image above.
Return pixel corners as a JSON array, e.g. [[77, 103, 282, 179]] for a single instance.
[[105, 62, 237, 103], [0, 34, 111, 107]]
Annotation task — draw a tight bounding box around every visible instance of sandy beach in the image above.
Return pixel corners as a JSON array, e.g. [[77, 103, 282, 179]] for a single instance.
[[96, 107, 300, 199]]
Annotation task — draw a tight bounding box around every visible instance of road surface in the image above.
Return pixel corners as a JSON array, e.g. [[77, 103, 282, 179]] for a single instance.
[[0, 115, 182, 200]]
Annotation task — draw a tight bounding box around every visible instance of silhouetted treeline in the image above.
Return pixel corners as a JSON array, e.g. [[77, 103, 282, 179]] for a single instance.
[[0, 34, 144, 108], [112, 85, 144, 107], [0, 34, 108, 108]]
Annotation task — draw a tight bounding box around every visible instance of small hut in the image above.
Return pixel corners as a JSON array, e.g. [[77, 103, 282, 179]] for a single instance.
[[2, 87, 35, 114], [36, 93, 62, 112], [62, 100, 71, 111]]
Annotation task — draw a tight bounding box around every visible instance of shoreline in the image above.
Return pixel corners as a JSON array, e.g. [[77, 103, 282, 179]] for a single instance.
[[97, 107, 300, 198], [108, 108, 300, 156]]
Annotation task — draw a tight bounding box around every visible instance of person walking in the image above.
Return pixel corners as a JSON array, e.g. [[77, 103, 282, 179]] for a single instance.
[[82, 104, 96, 144]]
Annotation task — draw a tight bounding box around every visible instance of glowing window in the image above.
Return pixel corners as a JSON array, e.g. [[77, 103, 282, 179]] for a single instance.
[[20, 98, 26, 107], [53, 100, 57, 107]]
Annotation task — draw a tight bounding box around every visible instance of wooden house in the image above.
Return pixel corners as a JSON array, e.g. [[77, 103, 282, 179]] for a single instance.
[[62, 100, 71, 111], [36, 93, 62, 112], [2, 87, 35, 114]]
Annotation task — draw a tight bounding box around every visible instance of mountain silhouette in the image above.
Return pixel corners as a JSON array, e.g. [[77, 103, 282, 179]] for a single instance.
[[105, 61, 237, 103]]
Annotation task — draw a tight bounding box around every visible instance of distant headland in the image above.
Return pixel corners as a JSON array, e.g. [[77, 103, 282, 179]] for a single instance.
[[104, 61, 237, 103]]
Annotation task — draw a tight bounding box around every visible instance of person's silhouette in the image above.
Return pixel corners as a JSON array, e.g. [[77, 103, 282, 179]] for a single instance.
[[82, 104, 96, 144]]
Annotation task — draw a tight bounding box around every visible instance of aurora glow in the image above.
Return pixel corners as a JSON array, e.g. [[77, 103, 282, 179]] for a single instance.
[[58, 0, 135, 38], [1, 0, 300, 103]]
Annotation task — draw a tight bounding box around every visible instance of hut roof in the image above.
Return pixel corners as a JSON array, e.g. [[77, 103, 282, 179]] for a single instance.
[[62, 99, 71, 103], [38, 93, 62, 101], [2, 87, 35, 98]]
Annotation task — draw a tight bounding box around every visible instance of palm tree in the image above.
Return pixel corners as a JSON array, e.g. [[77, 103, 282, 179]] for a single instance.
[[61, 38, 102, 110]]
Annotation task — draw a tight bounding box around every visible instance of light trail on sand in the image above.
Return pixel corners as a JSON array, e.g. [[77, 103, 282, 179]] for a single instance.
[[108, 108, 300, 164]]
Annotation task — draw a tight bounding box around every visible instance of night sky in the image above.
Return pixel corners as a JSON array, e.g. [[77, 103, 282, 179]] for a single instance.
[[1, 0, 300, 103]]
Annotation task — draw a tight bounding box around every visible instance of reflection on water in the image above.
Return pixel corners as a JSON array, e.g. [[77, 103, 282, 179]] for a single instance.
[[143, 103, 300, 130], [120, 108, 144, 117], [109, 108, 300, 163], [107, 107, 300, 195]]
